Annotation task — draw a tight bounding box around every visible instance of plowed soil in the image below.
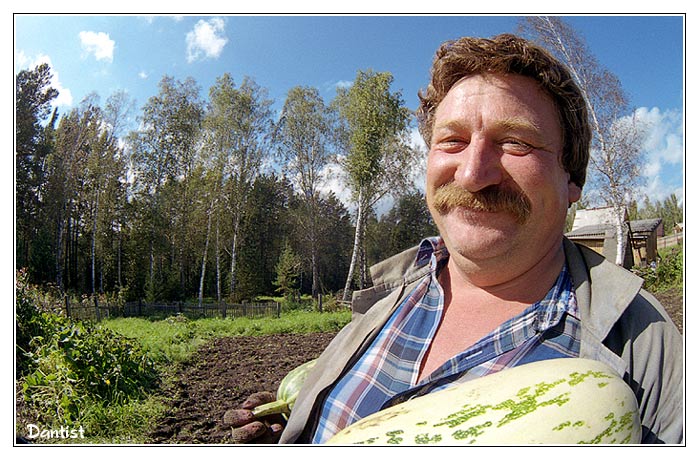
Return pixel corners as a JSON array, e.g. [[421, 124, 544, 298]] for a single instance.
[[148, 332, 336, 444]]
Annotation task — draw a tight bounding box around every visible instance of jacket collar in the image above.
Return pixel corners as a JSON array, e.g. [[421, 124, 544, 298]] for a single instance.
[[563, 238, 643, 373]]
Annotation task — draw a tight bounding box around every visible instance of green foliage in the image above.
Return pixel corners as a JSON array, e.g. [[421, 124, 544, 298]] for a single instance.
[[274, 242, 303, 302], [16, 269, 61, 375], [367, 191, 437, 265], [334, 69, 410, 190], [16, 271, 158, 435], [634, 244, 683, 292]]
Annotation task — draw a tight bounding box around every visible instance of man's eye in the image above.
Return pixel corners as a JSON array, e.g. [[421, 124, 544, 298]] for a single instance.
[[501, 140, 533, 155], [437, 139, 467, 151]]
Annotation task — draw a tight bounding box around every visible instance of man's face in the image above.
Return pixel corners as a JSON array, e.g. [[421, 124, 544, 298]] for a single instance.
[[425, 73, 581, 272]]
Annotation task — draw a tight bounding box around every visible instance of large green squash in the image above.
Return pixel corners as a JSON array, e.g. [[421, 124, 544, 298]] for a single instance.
[[326, 358, 641, 445]]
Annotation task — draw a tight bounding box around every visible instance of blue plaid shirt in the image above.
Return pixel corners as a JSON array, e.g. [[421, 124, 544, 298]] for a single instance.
[[311, 237, 580, 443]]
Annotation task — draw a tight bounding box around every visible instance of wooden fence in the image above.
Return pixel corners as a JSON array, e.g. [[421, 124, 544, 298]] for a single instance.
[[65, 299, 281, 322], [658, 233, 683, 249]]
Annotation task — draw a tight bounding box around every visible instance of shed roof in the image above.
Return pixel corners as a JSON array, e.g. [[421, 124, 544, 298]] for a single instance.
[[630, 218, 663, 233]]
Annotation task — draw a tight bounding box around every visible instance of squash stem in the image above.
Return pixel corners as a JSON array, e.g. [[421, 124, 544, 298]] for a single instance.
[[252, 399, 290, 418]]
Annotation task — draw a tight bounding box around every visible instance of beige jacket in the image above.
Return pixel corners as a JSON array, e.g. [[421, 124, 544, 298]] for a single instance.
[[280, 238, 684, 444]]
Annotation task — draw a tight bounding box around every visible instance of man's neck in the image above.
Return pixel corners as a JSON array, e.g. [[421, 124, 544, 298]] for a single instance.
[[442, 238, 566, 305]]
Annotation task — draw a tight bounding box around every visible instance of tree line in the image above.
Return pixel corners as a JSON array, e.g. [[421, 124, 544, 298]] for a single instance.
[[16, 17, 683, 305], [16, 64, 432, 305]]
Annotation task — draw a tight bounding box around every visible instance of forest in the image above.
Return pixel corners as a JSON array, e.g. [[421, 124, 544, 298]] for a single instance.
[[16, 64, 437, 305]]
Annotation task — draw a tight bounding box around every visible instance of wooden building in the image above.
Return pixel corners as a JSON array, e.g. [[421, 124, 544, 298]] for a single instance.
[[565, 207, 662, 269]]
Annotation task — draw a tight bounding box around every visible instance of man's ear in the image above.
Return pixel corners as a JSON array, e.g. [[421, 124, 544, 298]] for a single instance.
[[568, 181, 582, 206]]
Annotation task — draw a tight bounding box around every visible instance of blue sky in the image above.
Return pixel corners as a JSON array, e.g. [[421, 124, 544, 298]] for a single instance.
[[14, 14, 685, 209]]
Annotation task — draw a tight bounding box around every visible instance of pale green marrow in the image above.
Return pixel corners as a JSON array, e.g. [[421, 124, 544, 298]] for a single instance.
[[253, 359, 317, 418], [326, 358, 641, 445]]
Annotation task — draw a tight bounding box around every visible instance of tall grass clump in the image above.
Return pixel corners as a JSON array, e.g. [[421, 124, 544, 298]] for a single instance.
[[635, 243, 684, 292], [16, 270, 161, 443]]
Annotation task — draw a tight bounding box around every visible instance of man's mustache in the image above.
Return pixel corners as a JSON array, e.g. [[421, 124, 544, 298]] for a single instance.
[[431, 182, 532, 224]]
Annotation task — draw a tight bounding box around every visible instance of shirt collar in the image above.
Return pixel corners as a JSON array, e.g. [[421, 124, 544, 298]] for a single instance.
[[415, 236, 448, 269], [414, 236, 578, 325]]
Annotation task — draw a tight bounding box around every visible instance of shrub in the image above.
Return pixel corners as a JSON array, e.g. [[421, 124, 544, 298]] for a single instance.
[[16, 270, 158, 428], [634, 244, 683, 292]]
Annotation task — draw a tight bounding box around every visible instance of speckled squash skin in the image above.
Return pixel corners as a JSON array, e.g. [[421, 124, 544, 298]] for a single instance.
[[326, 358, 641, 445]]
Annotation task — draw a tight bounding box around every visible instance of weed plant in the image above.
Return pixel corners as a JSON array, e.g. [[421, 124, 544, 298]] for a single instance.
[[16, 272, 350, 443], [16, 271, 160, 443], [634, 243, 684, 292]]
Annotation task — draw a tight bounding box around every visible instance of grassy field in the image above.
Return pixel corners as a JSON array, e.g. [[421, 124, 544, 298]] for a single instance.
[[16, 309, 351, 444], [102, 310, 351, 364]]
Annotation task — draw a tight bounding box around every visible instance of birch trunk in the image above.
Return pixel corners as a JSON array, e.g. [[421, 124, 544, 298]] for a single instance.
[[215, 213, 221, 304], [310, 195, 320, 298], [229, 214, 240, 299], [198, 201, 214, 307], [343, 191, 365, 301], [613, 203, 626, 266]]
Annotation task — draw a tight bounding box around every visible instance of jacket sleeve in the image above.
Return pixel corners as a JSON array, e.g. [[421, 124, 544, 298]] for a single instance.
[[605, 290, 684, 444]]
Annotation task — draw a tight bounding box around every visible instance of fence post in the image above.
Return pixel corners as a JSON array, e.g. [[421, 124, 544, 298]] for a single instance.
[[277, 302, 281, 318]]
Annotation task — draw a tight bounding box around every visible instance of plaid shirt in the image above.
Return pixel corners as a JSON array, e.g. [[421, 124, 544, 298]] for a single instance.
[[311, 237, 580, 443]]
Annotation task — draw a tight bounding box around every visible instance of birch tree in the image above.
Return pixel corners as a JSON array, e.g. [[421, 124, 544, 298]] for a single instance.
[[333, 70, 416, 300], [275, 86, 333, 297], [47, 96, 102, 291], [203, 74, 273, 301], [128, 76, 203, 299], [102, 90, 136, 290], [519, 16, 647, 265]]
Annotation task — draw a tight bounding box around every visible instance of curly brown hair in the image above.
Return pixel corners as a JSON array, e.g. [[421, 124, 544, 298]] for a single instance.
[[417, 34, 591, 188]]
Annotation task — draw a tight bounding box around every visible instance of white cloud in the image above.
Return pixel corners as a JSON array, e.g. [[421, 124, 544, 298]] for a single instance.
[[141, 15, 184, 24], [15, 51, 73, 107], [635, 107, 684, 202], [186, 18, 228, 63], [318, 161, 353, 207], [79, 31, 115, 63], [637, 107, 683, 165], [138, 70, 149, 79]]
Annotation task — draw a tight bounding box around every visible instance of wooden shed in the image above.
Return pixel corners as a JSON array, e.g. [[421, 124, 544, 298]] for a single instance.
[[565, 207, 663, 268], [629, 218, 663, 267]]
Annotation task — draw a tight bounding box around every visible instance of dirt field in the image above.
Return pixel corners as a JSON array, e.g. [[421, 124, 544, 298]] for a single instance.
[[148, 287, 683, 444], [653, 287, 684, 333], [148, 332, 336, 444]]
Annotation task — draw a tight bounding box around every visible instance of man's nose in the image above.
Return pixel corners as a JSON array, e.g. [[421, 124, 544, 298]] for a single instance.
[[453, 138, 503, 192]]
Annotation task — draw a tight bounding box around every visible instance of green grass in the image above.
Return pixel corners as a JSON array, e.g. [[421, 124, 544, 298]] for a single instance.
[[102, 310, 351, 365], [18, 309, 350, 444]]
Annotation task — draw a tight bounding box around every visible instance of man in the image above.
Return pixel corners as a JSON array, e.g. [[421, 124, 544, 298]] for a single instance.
[[230, 34, 683, 444]]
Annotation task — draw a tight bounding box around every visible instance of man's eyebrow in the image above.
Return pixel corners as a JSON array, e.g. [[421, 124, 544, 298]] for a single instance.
[[433, 117, 544, 136], [494, 116, 543, 134]]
